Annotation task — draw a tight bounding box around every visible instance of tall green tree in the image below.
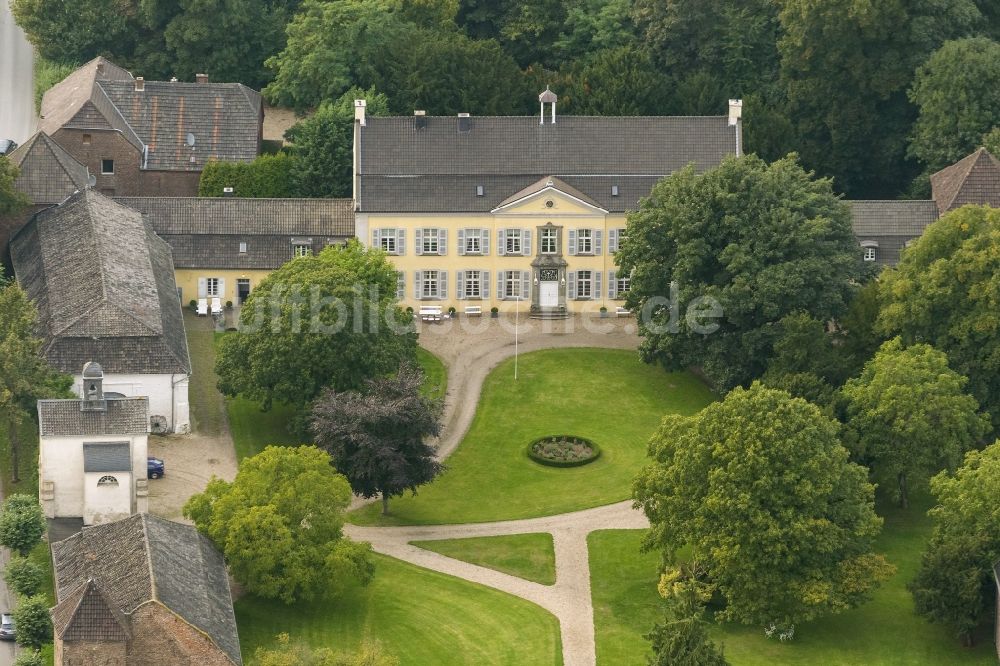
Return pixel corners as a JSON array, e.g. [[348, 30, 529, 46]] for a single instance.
[[842, 338, 990, 508], [877, 205, 1000, 429], [910, 442, 1000, 646], [778, 0, 981, 197], [0, 158, 29, 216], [184, 445, 374, 603], [634, 383, 892, 629], [12, 0, 141, 66], [215, 240, 416, 417], [908, 37, 1000, 174], [647, 565, 729, 666], [0, 495, 45, 557], [311, 364, 444, 515], [284, 88, 389, 198], [0, 276, 72, 483], [616, 154, 860, 391], [11, 595, 51, 650]]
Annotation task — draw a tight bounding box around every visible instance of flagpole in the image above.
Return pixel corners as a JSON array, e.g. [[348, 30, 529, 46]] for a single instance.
[[514, 295, 519, 380]]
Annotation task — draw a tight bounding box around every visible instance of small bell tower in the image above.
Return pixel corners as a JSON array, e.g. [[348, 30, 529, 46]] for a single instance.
[[80, 362, 106, 412], [539, 86, 557, 125]]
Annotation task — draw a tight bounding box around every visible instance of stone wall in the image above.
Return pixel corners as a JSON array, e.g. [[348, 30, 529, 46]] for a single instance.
[[126, 602, 237, 666]]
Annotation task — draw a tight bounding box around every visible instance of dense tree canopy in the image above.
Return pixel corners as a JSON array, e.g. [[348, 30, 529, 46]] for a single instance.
[[842, 338, 990, 508], [616, 154, 860, 391], [0, 158, 29, 216], [184, 445, 374, 603], [778, 0, 982, 197], [634, 383, 892, 628], [311, 364, 444, 515], [910, 442, 1000, 645], [908, 37, 1000, 174], [215, 240, 416, 416], [0, 495, 45, 557], [877, 205, 1000, 430]]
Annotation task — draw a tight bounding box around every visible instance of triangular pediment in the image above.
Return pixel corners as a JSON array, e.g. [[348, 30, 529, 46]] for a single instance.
[[492, 176, 608, 215]]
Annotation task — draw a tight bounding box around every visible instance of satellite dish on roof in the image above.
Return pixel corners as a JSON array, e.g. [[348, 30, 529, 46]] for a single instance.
[[87, 174, 96, 188], [186, 132, 196, 147]]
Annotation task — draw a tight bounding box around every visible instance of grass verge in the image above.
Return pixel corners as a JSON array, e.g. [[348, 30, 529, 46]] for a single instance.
[[411, 533, 556, 585], [351, 348, 715, 525], [236, 553, 562, 665]]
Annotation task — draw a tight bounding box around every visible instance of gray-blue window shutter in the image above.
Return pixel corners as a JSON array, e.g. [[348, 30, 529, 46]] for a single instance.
[[498, 229, 506, 256], [439, 270, 448, 299], [415, 228, 424, 255], [568, 271, 577, 299], [594, 272, 602, 300], [414, 271, 422, 299], [482, 271, 490, 298], [522, 228, 531, 255], [397, 229, 405, 256], [373, 228, 382, 248], [594, 230, 603, 255], [458, 229, 466, 256], [497, 271, 505, 299], [457, 270, 465, 299], [608, 270, 617, 299], [438, 228, 447, 255], [521, 271, 530, 299], [568, 229, 577, 256], [608, 229, 618, 253], [481, 229, 490, 255], [396, 272, 405, 300]]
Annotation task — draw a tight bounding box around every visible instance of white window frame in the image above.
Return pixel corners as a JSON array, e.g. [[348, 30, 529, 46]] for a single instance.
[[206, 278, 220, 297], [465, 230, 482, 255], [863, 247, 877, 262], [577, 270, 593, 298], [293, 244, 311, 258], [616, 275, 631, 296], [101, 159, 114, 175], [577, 229, 593, 254], [422, 271, 440, 299], [380, 232, 397, 254], [506, 231, 522, 255], [504, 271, 521, 299], [422, 229, 440, 255], [541, 228, 557, 254], [238, 242, 247, 254], [464, 270, 482, 298]]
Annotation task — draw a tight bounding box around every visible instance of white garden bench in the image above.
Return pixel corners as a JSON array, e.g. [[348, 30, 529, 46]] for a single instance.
[[615, 306, 632, 317], [419, 305, 443, 322], [464, 305, 483, 316]]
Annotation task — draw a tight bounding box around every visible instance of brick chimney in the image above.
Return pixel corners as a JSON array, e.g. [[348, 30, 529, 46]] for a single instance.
[[135, 77, 145, 92], [195, 73, 209, 84]]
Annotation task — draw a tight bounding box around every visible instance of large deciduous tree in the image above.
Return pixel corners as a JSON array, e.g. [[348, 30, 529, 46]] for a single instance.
[[634, 383, 893, 630], [284, 87, 390, 198], [215, 240, 416, 421], [0, 276, 73, 483], [842, 338, 989, 508], [908, 37, 1000, 174], [0, 495, 45, 557], [555, 46, 672, 116], [909, 442, 1000, 646], [777, 0, 981, 197], [616, 154, 860, 392], [877, 205, 1000, 430], [0, 158, 29, 216], [311, 364, 444, 515], [184, 445, 374, 603]]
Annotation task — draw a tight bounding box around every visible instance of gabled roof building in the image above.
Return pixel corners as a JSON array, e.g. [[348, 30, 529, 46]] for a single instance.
[[51, 513, 241, 665]]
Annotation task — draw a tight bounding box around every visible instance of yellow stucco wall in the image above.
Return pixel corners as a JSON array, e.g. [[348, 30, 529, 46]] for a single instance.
[[362, 188, 630, 313], [174, 269, 273, 306]]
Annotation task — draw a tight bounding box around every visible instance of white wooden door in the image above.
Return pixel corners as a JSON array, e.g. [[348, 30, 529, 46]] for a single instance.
[[540, 282, 559, 307]]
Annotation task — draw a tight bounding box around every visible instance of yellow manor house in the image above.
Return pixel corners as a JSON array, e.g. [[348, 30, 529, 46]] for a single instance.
[[352, 90, 743, 317]]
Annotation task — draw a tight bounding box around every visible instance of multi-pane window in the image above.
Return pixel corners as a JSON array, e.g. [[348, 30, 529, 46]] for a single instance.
[[616, 275, 631, 295], [465, 230, 482, 254], [422, 230, 439, 254], [541, 228, 558, 254], [506, 231, 522, 255], [577, 229, 593, 254], [609, 228, 627, 253], [863, 247, 877, 262], [377, 229, 398, 254], [504, 271, 522, 298], [293, 244, 311, 257], [206, 278, 220, 297], [464, 270, 482, 298], [422, 271, 439, 299], [576, 270, 593, 298]]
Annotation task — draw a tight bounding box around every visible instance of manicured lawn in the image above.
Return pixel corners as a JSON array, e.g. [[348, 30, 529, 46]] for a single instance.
[[236, 553, 562, 666], [351, 348, 715, 525], [417, 347, 447, 400], [588, 494, 997, 666], [184, 314, 228, 436], [411, 533, 556, 585]]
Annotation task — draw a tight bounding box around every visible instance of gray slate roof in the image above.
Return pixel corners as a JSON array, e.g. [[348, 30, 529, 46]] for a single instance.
[[51, 513, 241, 664], [83, 442, 132, 472], [52, 578, 131, 642], [848, 200, 940, 267], [37, 398, 148, 437], [357, 115, 739, 213], [8, 132, 90, 204], [10, 190, 191, 374], [39, 56, 261, 172], [115, 197, 354, 269]]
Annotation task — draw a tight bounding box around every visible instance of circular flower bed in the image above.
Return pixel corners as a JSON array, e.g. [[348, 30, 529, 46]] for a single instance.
[[527, 435, 601, 468]]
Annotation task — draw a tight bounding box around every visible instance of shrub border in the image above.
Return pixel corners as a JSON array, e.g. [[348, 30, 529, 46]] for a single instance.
[[526, 435, 601, 468]]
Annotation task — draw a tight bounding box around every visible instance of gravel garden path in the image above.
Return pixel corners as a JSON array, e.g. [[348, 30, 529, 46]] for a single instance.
[[348, 316, 648, 665], [345, 500, 649, 666]]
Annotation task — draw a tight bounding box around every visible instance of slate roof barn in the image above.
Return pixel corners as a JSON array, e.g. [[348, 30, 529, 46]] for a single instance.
[[51, 513, 241, 664], [6, 132, 90, 204], [9, 189, 190, 375]]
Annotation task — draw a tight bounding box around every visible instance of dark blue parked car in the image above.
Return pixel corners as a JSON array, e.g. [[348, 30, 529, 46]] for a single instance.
[[147, 457, 165, 479]]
